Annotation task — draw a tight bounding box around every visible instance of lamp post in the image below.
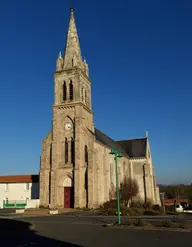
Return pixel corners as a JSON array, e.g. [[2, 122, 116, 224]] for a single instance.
[[109, 148, 122, 225]]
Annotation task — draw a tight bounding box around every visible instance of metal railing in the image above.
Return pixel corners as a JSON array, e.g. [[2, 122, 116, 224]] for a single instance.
[[3, 200, 27, 208]]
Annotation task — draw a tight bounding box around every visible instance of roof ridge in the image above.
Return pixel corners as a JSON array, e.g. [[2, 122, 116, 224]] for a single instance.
[[0, 174, 38, 177], [95, 128, 117, 143], [94, 128, 128, 157], [116, 137, 147, 142]]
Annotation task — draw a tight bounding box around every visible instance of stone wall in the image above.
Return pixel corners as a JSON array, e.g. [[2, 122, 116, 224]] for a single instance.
[[131, 159, 146, 201], [93, 141, 130, 208]]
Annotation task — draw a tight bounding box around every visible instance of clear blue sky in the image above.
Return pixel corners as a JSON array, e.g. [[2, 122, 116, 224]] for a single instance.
[[0, 0, 191, 184]]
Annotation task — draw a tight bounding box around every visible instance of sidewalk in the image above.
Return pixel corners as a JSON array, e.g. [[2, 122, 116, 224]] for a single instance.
[[10, 208, 78, 217]]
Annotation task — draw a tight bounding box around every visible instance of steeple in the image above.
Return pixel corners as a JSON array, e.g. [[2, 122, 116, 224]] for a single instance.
[[63, 8, 82, 70]]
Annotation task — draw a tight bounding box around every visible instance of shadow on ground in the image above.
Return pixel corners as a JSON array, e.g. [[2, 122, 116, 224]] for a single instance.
[[0, 218, 82, 246]]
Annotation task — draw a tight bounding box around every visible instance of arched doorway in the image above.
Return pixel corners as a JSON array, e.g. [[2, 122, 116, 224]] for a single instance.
[[63, 177, 74, 208]]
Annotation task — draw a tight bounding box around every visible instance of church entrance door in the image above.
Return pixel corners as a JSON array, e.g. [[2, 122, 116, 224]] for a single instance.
[[63, 177, 74, 208], [64, 187, 73, 208]]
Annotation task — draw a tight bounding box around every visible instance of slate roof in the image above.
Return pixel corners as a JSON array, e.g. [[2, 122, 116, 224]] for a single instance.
[[94, 128, 128, 157], [93, 128, 147, 158], [116, 138, 147, 158]]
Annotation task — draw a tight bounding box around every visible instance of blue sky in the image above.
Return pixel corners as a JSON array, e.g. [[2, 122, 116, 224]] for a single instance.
[[0, 0, 191, 184]]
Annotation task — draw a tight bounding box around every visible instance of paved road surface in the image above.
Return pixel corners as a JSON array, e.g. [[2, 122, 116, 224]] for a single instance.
[[0, 210, 192, 246]]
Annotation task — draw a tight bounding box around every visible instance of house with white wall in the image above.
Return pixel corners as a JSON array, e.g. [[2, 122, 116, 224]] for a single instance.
[[0, 174, 39, 208]]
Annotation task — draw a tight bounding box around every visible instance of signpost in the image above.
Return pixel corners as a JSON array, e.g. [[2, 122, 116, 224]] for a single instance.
[[109, 148, 122, 225]]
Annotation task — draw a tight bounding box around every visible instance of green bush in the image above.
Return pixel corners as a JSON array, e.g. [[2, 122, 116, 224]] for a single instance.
[[160, 220, 172, 228], [143, 209, 161, 216], [122, 208, 138, 216], [120, 208, 127, 216], [166, 211, 180, 215], [177, 223, 188, 229], [123, 219, 135, 226], [165, 205, 175, 212], [103, 208, 116, 215], [131, 207, 143, 216], [130, 200, 144, 208], [100, 205, 162, 217], [101, 200, 117, 209], [152, 204, 161, 211], [170, 222, 181, 228], [134, 219, 148, 227], [143, 200, 153, 209], [158, 220, 187, 229]]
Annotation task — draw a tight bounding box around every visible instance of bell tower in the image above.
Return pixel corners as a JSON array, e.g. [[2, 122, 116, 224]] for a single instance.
[[54, 8, 92, 112], [49, 8, 95, 208]]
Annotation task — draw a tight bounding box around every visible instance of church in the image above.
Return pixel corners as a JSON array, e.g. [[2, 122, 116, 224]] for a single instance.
[[39, 8, 160, 209]]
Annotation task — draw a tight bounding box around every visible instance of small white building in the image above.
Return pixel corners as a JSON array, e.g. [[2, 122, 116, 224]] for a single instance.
[[0, 174, 39, 208]]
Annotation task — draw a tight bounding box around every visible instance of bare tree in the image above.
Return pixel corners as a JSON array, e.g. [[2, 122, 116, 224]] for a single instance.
[[119, 177, 139, 207], [109, 183, 116, 201]]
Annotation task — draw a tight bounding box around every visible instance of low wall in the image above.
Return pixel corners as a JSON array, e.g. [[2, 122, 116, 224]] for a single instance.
[[25, 199, 40, 209]]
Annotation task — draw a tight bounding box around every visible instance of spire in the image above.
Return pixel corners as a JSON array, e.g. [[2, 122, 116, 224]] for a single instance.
[[56, 51, 63, 71], [63, 8, 82, 70], [58, 51, 62, 59]]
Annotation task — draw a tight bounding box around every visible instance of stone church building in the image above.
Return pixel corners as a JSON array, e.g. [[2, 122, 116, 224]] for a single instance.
[[39, 8, 160, 208]]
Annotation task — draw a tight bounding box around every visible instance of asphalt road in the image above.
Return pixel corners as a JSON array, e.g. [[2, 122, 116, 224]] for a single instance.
[[0, 211, 192, 246], [0, 208, 15, 215], [32, 220, 192, 247]]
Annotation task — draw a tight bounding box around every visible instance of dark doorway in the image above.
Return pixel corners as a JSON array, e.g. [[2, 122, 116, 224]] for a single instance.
[[64, 187, 74, 208]]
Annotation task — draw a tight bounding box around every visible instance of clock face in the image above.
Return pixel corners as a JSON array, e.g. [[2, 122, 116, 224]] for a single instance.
[[65, 123, 72, 130]]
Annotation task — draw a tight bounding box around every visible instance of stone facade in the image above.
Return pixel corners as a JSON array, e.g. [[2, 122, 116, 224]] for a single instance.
[[39, 8, 160, 209]]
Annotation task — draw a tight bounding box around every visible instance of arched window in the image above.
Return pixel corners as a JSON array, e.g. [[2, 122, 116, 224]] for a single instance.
[[71, 138, 75, 164], [69, 80, 73, 100], [85, 90, 87, 105], [81, 87, 84, 102], [63, 81, 67, 101], [85, 145, 88, 165], [65, 138, 68, 163], [123, 162, 126, 177], [50, 144, 52, 168], [85, 167, 88, 187]]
